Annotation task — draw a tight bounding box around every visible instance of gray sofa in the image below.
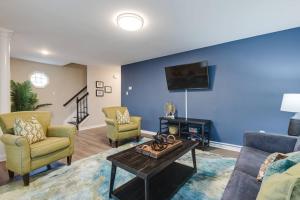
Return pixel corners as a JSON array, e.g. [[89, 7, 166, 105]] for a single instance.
[[221, 132, 300, 200]]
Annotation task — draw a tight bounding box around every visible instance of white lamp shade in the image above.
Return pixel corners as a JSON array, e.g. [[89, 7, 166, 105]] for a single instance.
[[281, 93, 300, 113]]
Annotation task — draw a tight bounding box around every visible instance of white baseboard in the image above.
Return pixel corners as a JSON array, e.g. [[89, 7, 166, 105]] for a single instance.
[[141, 129, 241, 152], [142, 130, 157, 135], [79, 124, 106, 131], [210, 141, 241, 152]]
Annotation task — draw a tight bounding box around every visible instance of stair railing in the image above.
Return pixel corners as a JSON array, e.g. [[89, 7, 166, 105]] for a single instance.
[[76, 92, 89, 128], [63, 86, 87, 107], [63, 86, 89, 129]]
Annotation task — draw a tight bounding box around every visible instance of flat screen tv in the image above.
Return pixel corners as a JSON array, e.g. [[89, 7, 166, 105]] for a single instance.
[[165, 61, 209, 90]]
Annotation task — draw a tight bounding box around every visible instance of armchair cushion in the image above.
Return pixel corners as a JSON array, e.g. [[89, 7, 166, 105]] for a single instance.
[[14, 117, 46, 144], [118, 122, 138, 132], [30, 137, 70, 158], [116, 109, 130, 124]]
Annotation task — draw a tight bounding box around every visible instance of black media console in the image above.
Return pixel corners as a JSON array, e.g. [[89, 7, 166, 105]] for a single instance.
[[159, 117, 212, 148]]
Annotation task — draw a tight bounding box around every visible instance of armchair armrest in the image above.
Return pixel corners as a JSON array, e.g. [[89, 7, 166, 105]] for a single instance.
[[0, 134, 30, 175], [47, 125, 76, 138], [1, 134, 29, 147], [244, 132, 298, 153], [130, 116, 142, 123], [105, 118, 118, 127], [47, 125, 76, 155]]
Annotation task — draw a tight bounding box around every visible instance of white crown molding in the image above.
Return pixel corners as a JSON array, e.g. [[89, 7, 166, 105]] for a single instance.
[[141, 129, 242, 152]]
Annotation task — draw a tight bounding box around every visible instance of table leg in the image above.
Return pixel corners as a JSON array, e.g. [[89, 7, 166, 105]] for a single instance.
[[145, 178, 150, 200], [192, 148, 197, 172], [109, 164, 117, 198], [201, 124, 205, 148], [159, 118, 161, 133]]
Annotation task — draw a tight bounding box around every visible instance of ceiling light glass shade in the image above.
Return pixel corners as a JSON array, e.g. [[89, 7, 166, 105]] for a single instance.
[[40, 49, 50, 55], [117, 13, 144, 31], [281, 93, 300, 112]]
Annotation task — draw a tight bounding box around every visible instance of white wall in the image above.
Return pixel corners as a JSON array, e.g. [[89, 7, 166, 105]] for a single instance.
[[11, 58, 87, 125], [81, 65, 121, 128]]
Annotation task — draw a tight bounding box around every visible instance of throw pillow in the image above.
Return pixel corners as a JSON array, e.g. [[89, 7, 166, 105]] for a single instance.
[[257, 152, 288, 181], [116, 109, 130, 125], [264, 151, 300, 181], [256, 163, 300, 200], [14, 117, 46, 144]]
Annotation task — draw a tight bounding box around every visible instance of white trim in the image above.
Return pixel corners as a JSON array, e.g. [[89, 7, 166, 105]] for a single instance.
[[185, 89, 188, 120], [210, 141, 241, 152], [79, 124, 106, 131], [141, 129, 241, 152], [142, 130, 157, 135]]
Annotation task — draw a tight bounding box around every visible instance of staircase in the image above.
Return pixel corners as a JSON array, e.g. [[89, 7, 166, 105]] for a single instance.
[[63, 86, 89, 129]]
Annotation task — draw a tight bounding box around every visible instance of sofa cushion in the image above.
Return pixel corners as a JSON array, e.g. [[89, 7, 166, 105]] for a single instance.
[[118, 122, 138, 132], [222, 170, 261, 200], [264, 151, 300, 180], [257, 163, 300, 200], [30, 137, 70, 158], [257, 152, 288, 181], [235, 147, 270, 178]]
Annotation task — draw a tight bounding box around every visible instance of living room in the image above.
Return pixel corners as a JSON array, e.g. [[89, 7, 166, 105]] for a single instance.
[[0, 1, 300, 200]]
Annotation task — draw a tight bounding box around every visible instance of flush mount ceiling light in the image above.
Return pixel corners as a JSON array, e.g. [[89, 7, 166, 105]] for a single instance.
[[117, 13, 144, 31], [40, 49, 50, 55]]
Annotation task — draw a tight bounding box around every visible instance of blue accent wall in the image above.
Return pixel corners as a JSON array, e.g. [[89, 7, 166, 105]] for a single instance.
[[121, 27, 300, 145]]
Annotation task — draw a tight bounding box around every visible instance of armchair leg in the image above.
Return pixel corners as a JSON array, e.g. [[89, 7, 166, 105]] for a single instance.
[[8, 170, 14, 180], [47, 164, 52, 170], [136, 136, 140, 142], [109, 139, 112, 146], [115, 141, 119, 148], [23, 174, 29, 186], [67, 156, 72, 166]]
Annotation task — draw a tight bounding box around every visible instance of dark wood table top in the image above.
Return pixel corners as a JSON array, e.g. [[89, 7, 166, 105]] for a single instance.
[[159, 116, 211, 125], [107, 140, 199, 179]]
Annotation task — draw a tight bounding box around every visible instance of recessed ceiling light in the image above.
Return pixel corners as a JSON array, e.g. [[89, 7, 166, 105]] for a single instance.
[[40, 49, 50, 55], [117, 13, 144, 31]]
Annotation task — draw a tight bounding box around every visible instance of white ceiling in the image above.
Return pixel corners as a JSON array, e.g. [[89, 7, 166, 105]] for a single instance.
[[0, 0, 300, 66]]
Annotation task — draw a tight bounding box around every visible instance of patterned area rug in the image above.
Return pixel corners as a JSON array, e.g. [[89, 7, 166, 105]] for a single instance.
[[0, 139, 236, 200]]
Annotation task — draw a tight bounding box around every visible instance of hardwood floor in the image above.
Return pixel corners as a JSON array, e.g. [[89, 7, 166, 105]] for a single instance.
[[0, 126, 239, 186]]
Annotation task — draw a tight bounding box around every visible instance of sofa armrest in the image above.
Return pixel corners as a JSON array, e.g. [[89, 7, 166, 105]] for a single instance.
[[244, 132, 298, 153], [0, 134, 31, 174]]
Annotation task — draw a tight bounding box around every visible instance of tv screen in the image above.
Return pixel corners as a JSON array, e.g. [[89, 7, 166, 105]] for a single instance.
[[165, 61, 209, 90]]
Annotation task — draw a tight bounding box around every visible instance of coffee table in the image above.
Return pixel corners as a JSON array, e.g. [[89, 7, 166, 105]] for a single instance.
[[107, 140, 199, 200]]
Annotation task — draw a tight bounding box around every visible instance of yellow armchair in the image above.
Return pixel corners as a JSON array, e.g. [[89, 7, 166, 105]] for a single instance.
[[0, 111, 76, 186], [102, 106, 142, 147]]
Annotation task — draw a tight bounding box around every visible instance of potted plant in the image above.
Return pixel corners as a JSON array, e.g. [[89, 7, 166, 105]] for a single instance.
[[10, 80, 52, 111]]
